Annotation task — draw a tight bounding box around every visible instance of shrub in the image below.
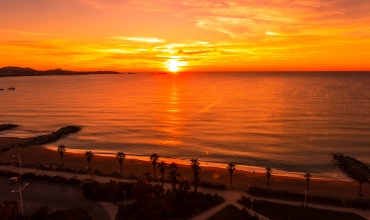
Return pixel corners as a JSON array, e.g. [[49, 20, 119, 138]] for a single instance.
[[345, 198, 370, 210], [34, 175, 50, 181], [65, 178, 81, 185], [48, 176, 67, 183], [200, 181, 226, 190], [128, 173, 137, 180], [0, 170, 20, 177], [21, 172, 36, 179]]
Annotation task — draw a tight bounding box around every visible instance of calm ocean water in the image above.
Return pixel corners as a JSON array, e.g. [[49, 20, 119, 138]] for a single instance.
[[1, 72, 370, 180]]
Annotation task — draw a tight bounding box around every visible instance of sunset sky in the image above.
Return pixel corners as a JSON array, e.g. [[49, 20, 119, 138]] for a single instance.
[[1, 0, 370, 72]]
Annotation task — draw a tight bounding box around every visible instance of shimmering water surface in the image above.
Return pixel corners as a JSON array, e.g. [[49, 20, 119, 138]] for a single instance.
[[1, 72, 370, 179]]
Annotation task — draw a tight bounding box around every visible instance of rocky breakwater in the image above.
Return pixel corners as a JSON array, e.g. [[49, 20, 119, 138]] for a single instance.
[[0, 124, 18, 131], [24, 126, 81, 145], [333, 153, 370, 180]]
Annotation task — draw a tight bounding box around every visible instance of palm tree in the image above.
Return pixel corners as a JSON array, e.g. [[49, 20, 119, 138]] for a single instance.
[[57, 145, 66, 166], [227, 162, 236, 186], [158, 160, 167, 188], [107, 179, 119, 204], [168, 162, 181, 190], [150, 153, 159, 177], [162, 188, 175, 219], [142, 171, 152, 183], [85, 151, 94, 170], [266, 167, 272, 188], [116, 151, 126, 174], [190, 158, 201, 193], [178, 177, 191, 218], [355, 171, 368, 196], [304, 173, 312, 191]]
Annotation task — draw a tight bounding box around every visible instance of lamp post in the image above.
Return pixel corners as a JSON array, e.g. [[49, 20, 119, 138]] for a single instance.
[[12, 154, 22, 177], [11, 183, 29, 216], [304, 191, 307, 208], [251, 198, 253, 211]]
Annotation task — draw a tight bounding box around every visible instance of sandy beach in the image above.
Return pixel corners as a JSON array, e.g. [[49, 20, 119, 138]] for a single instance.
[[0, 137, 369, 201]]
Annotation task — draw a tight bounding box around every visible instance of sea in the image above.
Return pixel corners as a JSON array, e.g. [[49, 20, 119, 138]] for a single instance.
[[1, 72, 370, 180]]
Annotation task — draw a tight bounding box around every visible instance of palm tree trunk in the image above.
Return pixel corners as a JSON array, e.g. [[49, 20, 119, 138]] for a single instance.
[[161, 175, 164, 188], [230, 174, 233, 186], [61, 156, 64, 167], [306, 182, 309, 191], [267, 177, 270, 188], [153, 166, 156, 177], [120, 164, 122, 174]]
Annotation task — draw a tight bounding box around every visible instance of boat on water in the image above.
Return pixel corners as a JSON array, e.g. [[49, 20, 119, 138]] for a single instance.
[[8, 87, 15, 90]]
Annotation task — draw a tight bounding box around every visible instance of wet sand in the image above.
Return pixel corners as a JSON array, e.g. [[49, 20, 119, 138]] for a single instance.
[[0, 137, 368, 200]]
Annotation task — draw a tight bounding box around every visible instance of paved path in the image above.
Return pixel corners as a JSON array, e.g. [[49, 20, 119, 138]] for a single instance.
[[2, 165, 370, 220]]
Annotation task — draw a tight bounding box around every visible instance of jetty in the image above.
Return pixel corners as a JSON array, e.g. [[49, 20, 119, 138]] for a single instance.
[[333, 153, 370, 180]]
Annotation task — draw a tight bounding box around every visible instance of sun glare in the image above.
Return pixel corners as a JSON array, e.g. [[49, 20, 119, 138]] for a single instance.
[[165, 59, 186, 73]]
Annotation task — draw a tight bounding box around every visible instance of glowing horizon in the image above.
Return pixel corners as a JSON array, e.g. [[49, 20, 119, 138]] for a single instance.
[[1, 0, 370, 72]]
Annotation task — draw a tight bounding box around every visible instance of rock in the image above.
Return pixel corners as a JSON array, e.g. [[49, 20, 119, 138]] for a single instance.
[[0, 124, 18, 131], [24, 126, 81, 146]]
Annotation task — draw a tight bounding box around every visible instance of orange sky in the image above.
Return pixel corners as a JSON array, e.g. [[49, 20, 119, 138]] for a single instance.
[[1, 0, 370, 72]]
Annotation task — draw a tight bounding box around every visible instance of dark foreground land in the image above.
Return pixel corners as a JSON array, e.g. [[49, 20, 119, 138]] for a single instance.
[[0, 66, 120, 77]]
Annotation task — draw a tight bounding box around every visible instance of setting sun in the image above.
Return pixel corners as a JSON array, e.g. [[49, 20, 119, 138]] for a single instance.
[[165, 59, 187, 73]]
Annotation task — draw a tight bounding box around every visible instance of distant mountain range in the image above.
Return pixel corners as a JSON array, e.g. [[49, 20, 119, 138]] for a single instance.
[[0, 66, 121, 77]]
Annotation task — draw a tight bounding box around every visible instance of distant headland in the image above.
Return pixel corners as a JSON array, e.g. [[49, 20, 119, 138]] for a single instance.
[[0, 66, 122, 77]]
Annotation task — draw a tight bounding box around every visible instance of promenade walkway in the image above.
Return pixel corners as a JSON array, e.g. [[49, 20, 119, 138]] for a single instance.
[[2, 165, 369, 220]]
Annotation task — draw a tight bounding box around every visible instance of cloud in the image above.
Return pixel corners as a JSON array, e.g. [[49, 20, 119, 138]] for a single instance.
[[112, 36, 166, 43]]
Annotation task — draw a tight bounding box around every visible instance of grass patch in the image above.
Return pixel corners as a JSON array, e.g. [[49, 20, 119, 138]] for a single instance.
[[247, 186, 342, 206], [206, 205, 258, 220], [238, 199, 366, 220]]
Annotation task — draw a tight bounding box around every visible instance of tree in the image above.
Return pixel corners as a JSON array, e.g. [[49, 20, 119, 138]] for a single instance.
[[107, 179, 119, 205], [57, 145, 66, 166], [266, 167, 272, 188], [304, 173, 312, 191], [85, 151, 94, 170], [116, 151, 126, 174], [355, 171, 368, 196], [168, 162, 181, 190], [227, 162, 236, 186], [0, 198, 20, 220], [158, 160, 167, 188], [178, 177, 191, 218], [150, 153, 159, 178], [142, 171, 152, 183], [190, 158, 201, 193], [162, 188, 175, 219]]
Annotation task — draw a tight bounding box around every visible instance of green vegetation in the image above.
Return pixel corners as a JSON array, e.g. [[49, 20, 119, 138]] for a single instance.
[[227, 162, 236, 186], [200, 181, 226, 190], [116, 151, 126, 174], [85, 151, 94, 170], [149, 153, 159, 177], [238, 199, 366, 220], [206, 205, 258, 220], [57, 145, 66, 167], [266, 167, 272, 188], [247, 186, 342, 205], [345, 197, 370, 210]]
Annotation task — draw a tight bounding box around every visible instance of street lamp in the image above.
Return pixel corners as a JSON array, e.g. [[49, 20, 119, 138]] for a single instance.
[[304, 191, 307, 208], [251, 198, 253, 211], [12, 154, 22, 177], [11, 183, 29, 216]]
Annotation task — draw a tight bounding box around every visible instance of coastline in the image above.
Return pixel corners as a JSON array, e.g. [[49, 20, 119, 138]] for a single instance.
[[0, 137, 368, 200]]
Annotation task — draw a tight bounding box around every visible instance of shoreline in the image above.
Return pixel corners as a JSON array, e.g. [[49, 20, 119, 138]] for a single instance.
[[43, 145, 352, 182], [1, 137, 368, 201]]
